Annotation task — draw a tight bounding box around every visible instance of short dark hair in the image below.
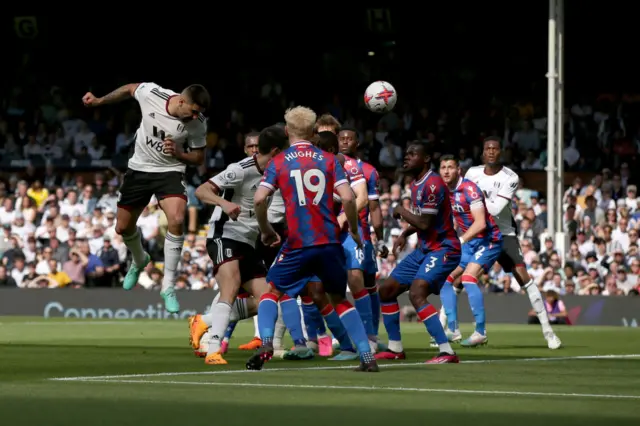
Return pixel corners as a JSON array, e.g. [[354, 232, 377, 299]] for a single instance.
[[339, 126, 358, 135], [408, 140, 432, 157], [258, 125, 287, 155], [439, 154, 458, 165], [182, 84, 211, 110], [483, 136, 501, 147], [245, 132, 260, 144], [316, 131, 339, 153]]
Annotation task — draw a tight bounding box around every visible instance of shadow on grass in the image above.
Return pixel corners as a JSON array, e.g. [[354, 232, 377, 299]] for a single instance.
[[0, 396, 637, 426]]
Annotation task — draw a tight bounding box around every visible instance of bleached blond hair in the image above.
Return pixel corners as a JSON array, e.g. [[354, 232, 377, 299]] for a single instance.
[[284, 106, 317, 140]]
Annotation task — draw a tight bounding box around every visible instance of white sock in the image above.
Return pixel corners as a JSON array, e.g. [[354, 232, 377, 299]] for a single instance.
[[524, 280, 553, 334], [510, 280, 522, 293], [253, 315, 260, 338], [439, 342, 454, 355], [273, 303, 286, 350], [207, 302, 232, 355], [388, 340, 404, 353], [297, 297, 309, 340], [161, 232, 184, 292], [439, 306, 447, 328], [202, 293, 221, 326], [229, 298, 249, 322], [123, 231, 147, 266]]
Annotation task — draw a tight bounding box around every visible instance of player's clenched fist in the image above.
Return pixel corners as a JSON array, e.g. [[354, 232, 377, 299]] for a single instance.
[[163, 139, 177, 157], [222, 201, 241, 221], [82, 92, 101, 107], [261, 230, 281, 247]]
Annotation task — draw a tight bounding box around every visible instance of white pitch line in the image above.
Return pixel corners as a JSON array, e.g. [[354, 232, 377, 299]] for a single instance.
[[48, 354, 640, 382], [53, 378, 640, 400]]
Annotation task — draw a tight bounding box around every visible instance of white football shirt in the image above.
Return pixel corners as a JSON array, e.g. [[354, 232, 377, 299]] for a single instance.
[[128, 82, 207, 173], [206, 156, 263, 247], [267, 190, 285, 224], [464, 165, 519, 236]]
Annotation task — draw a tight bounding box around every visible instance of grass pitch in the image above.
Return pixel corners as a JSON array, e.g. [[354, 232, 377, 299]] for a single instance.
[[1, 318, 639, 426]]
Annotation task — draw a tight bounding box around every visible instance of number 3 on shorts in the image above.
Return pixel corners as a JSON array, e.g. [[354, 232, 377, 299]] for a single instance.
[[424, 256, 437, 272]]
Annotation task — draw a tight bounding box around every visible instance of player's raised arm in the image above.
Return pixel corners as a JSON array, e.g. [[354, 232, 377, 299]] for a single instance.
[[196, 165, 244, 220], [460, 183, 487, 244], [484, 174, 518, 216], [82, 83, 141, 107]]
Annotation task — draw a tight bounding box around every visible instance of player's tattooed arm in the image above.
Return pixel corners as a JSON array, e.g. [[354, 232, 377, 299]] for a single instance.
[[94, 84, 140, 105], [392, 205, 434, 231]]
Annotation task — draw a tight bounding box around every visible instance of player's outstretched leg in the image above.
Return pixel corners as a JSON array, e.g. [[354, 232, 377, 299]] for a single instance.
[[375, 277, 407, 360], [321, 304, 358, 361], [329, 296, 378, 372], [158, 197, 188, 313], [512, 266, 562, 349], [246, 293, 280, 370], [460, 274, 488, 347], [409, 280, 459, 364], [305, 282, 357, 360], [116, 207, 151, 292], [440, 276, 460, 339], [280, 295, 314, 360]]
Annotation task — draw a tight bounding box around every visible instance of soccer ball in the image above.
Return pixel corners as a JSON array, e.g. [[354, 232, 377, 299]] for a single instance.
[[364, 81, 397, 113]]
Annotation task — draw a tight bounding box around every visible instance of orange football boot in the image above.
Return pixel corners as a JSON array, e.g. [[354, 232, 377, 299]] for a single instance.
[[238, 337, 262, 350], [188, 315, 208, 350], [205, 352, 228, 365]]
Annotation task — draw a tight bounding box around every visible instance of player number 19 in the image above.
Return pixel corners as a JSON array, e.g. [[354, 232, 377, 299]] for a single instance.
[[290, 169, 326, 206]]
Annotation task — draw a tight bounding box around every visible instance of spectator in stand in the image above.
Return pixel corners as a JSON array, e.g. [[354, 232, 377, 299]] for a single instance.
[[0, 264, 17, 286], [529, 290, 568, 325]]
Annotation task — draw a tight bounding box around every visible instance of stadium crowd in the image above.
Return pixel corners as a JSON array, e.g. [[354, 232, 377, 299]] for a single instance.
[[0, 81, 639, 298]]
